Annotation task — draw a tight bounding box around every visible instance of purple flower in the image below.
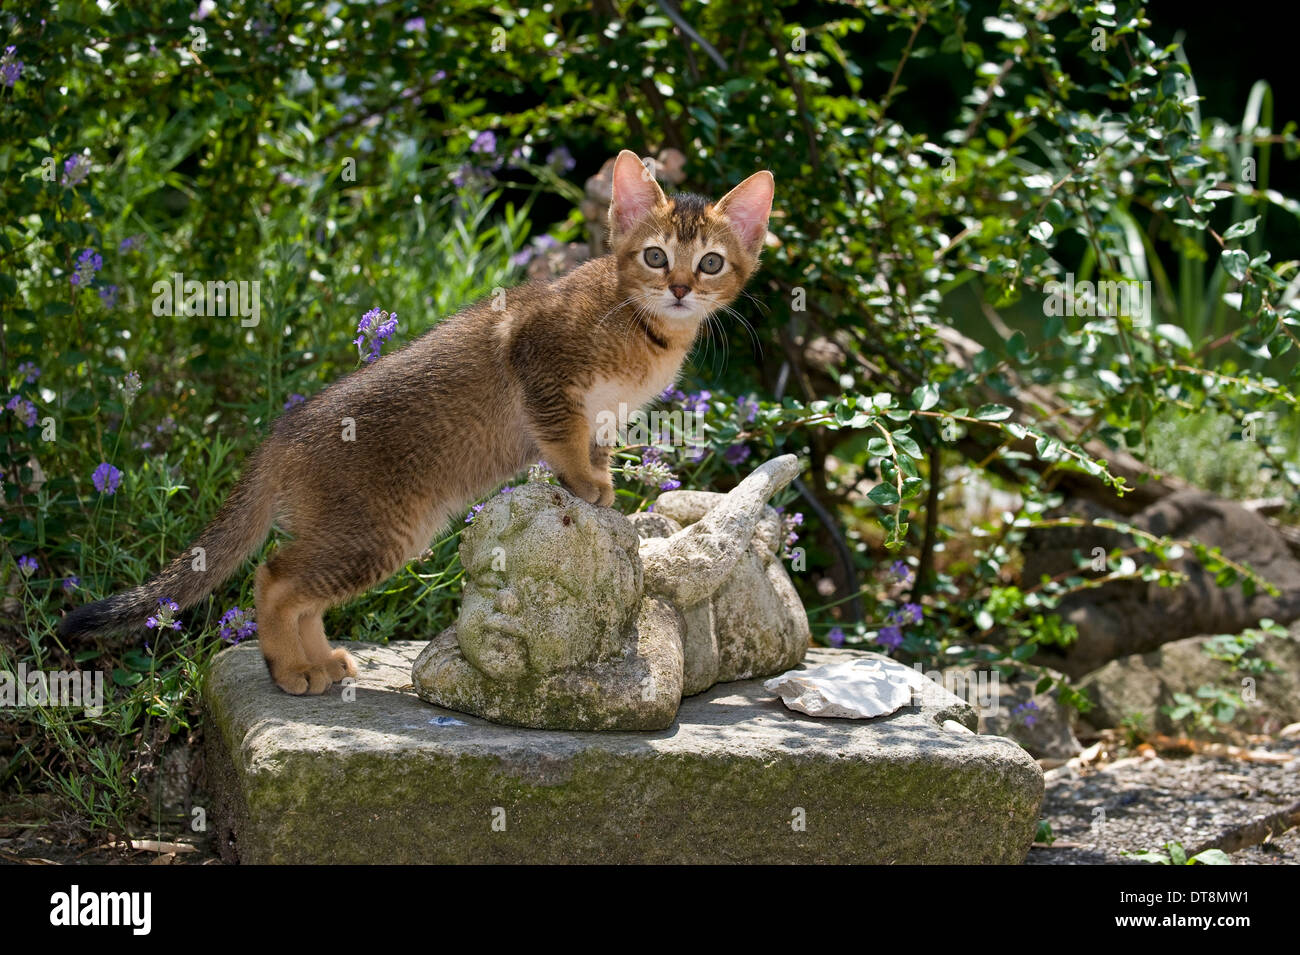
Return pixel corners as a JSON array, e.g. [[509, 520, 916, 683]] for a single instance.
[[119, 370, 142, 404], [119, 234, 143, 253], [891, 602, 923, 626], [283, 393, 306, 410], [155, 416, 177, 435], [470, 130, 497, 156], [686, 390, 712, 416], [62, 575, 80, 591], [0, 46, 23, 88], [145, 598, 182, 632], [877, 625, 904, 649], [404, 17, 427, 32], [218, 606, 258, 644], [92, 461, 123, 495], [780, 511, 804, 557], [450, 164, 477, 188], [17, 555, 37, 576], [723, 443, 751, 466], [353, 307, 398, 362], [888, 560, 914, 584], [547, 146, 576, 173], [465, 502, 486, 524], [737, 395, 759, 422], [514, 235, 562, 268], [69, 247, 102, 287], [827, 626, 845, 647], [61, 155, 91, 188], [1013, 700, 1040, 728], [16, 361, 40, 384], [627, 450, 677, 490], [6, 394, 37, 427], [99, 284, 120, 309]]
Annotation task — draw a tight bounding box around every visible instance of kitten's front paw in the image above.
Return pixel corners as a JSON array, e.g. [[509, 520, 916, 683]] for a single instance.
[[559, 473, 614, 507]]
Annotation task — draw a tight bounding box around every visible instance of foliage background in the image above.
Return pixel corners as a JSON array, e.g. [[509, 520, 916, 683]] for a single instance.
[[2, 0, 1298, 835]]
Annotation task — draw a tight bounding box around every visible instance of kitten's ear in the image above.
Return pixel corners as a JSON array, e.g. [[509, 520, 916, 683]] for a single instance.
[[609, 150, 667, 238], [715, 170, 774, 254]]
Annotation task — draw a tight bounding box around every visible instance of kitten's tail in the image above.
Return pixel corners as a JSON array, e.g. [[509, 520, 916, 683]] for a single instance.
[[58, 447, 277, 639]]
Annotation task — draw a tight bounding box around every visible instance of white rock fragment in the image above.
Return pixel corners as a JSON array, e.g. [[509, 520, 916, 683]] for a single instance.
[[765, 656, 937, 719]]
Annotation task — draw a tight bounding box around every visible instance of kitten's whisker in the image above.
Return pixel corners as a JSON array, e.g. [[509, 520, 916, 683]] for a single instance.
[[593, 296, 639, 335], [701, 313, 727, 377], [740, 290, 771, 318], [718, 302, 763, 359]]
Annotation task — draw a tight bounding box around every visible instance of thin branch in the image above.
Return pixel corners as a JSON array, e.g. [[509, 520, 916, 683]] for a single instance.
[[656, 0, 729, 71]]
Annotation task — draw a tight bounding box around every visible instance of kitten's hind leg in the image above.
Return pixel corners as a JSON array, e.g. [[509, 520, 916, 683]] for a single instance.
[[254, 560, 315, 694], [298, 606, 357, 686], [254, 551, 355, 695]]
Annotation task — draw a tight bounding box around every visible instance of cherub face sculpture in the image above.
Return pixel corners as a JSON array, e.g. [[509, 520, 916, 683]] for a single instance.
[[456, 484, 643, 682]]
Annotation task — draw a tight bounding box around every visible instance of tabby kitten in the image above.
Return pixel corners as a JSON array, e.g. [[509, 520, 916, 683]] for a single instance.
[[60, 150, 775, 695]]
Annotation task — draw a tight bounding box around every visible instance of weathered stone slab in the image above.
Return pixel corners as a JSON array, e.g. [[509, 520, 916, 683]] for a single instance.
[[204, 642, 1043, 864]]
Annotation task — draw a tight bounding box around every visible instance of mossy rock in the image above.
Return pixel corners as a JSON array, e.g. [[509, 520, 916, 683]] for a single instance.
[[204, 642, 1043, 864]]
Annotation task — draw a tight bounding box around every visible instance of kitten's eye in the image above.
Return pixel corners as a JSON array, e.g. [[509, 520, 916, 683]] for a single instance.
[[643, 247, 668, 268], [698, 252, 724, 275]]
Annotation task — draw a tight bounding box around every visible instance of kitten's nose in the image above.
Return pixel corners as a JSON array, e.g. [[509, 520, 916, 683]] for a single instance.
[[669, 284, 690, 300]]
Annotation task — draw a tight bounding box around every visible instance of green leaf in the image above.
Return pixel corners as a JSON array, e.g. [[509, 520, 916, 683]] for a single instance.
[[868, 483, 900, 506], [122, 649, 155, 672], [911, 383, 940, 411], [1223, 216, 1260, 240], [893, 434, 923, 459], [1221, 249, 1249, 280], [1190, 848, 1231, 865], [974, 404, 1013, 421], [1153, 323, 1193, 351]]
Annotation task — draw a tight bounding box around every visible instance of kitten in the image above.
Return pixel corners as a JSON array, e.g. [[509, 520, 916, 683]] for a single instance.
[[59, 150, 775, 695]]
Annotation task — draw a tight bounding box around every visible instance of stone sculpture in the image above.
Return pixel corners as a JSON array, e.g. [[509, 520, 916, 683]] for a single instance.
[[412, 455, 809, 729]]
